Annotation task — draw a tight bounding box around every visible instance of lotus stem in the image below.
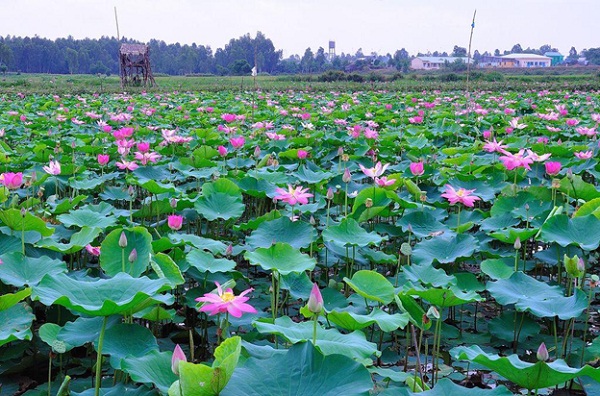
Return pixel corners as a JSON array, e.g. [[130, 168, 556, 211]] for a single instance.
[[94, 316, 108, 396]]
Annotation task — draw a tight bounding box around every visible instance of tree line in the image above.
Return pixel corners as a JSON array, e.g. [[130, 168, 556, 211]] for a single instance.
[[0, 33, 598, 76]]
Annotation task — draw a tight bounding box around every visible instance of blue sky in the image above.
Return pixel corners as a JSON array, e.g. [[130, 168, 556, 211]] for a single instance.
[[2, 0, 598, 57]]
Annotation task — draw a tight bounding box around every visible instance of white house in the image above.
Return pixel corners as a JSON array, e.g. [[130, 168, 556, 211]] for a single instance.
[[410, 56, 472, 70], [500, 53, 551, 68]]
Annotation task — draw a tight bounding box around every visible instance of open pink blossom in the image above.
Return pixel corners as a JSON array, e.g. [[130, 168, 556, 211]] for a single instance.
[[526, 149, 551, 162], [498, 149, 534, 171], [0, 172, 23, 189], [134, 151, 161, 165], [43, 160, 61, 175], [85, 244, 101, 256], [97, 154, 110, 166], [575, 151, 593, 160], [482, 138, 508, 153], [196, 282, 257, 318], [297, 149, 308, 159], [221, 113, 237, 123], [375, 176, 395, 187], [441, 185, 481, 207], [274, 184, 313, 205], [359, 162, 389, 179], [229, 136, 245, 149], [116, 160, 139, 171]]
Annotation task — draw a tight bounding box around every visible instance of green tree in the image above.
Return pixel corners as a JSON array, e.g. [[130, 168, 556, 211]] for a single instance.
[[584, 48, 600, 65], [452, 45, 467, 57], [65, 47, 79, 74], [300, 47, 314, 73], [511, 44, 523, 54]]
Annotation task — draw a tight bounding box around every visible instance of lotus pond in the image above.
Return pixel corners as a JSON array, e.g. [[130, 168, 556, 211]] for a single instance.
[[2, 89, 600, 395]]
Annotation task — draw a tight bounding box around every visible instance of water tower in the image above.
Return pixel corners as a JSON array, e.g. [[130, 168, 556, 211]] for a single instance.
[[328, 40, 336, 60]]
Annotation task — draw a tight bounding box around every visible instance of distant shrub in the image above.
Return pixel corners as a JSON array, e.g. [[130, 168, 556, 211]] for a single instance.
[[347, 73, 364, 82], [318, 70, 347, 82]]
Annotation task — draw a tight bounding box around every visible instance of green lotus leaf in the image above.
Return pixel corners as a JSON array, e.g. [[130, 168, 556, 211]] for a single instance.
[[322, 218, 383, 247], [540, 214, 600, 250], [36, 226, 102, 254], [0, 208, 54, 237], [392, 378, 513, 396], [151, 252, 185, 286], [452, 345, 600, 390], [0, 303, 35, 347], [397, 210, 449, 239], [97, 323, 159, 369], [0, 252, 67, 287], [195, 192, 245, 221], [57, 207, 118, 229], [406, 286, 483, 307], [169, 336, 241, 396], [121, 350, 178, 394], [244, 242, 316, 275], [31, 272, 173, 316], [100, 227, 153, 277], [343, 270, 395, 304], [0, 287, 31, 311], [169, 233, 227, 254], [246, 216, 316, 249], [327, 308, 409, 332], [489, 227, 538, 244], [71, 383, 158, 396], [222, 342, 373, 396], [254, 316, 379, 361], [412, 234, 478, 266], [487, 272, 587, 319], [402, 264, 456, 288], [187, 249, 236, 273]]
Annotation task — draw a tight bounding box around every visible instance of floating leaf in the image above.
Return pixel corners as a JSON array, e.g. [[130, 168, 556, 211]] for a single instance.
[[343, 270, 395, 304], [0, 303, 35, 347], [0, 287, 31, 311], [187, 249, 236, 273], [0, 208, 54, 237], [244, 242, 316, 275], [98, 323, 159, 369], [100, 227, 153, 277], [222, 342, 373, 396], [32, 273, 173, 317], [452, 345, 600, 391], [393, 378, 513, 396], [246, 216, 316, 249], [327, 308, 409, 332], [254, 316, 379, 361], [540, 214, 600, 251], [121, 350, 178, 394], [36, 226, 102, 254], [412, 234, 478, 266], [0, 252, 67, 287], [57, 207, 117, 229], [322, 218, 383, 247]]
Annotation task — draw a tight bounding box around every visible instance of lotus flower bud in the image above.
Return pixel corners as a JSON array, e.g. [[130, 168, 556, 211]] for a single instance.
[[170, 198, 178, 209], [119, 231, 128, 248], [309, 215, 316, 225], [225, 244, 233, 257], [342, 168, 351, 183], [426, 306, 440, 320], [326, 187, 334, 200], [128, 248, 137, 263], [577, 258, 585, 273], [422, 314, 431, 325], [365, 198, 373, 208], [536, 342, 549, 361], [514, 237, 521, 250], [307, 283, 324, 314], [171, 344, 187, 375], [564, 254, 583, 278], [254, 145, 261, 158], [20, 207, 26, 217], [337, 147, 344, 156]]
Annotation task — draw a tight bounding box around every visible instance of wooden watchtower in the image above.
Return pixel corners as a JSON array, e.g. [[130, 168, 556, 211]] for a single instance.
[[119, 43, 156, 87]]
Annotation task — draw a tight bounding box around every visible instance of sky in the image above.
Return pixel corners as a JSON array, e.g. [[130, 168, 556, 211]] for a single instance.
[[1, 0, 599, 58]]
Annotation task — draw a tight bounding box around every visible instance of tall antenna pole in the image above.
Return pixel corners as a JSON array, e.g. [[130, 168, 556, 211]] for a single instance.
[[114, 6, 121, 41], [465, 9, 477, 113]]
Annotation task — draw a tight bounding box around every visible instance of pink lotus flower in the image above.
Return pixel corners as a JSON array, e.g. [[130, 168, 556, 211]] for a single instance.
[[97, 154, 110, 166], [167, 214, 184, 231], [363, 128, 379, 139], [375, 176, 395, 187], [274, 184, 314, 205], [408, 116, 423, 124], [482, 138, 508, 153], [545, 161, 561, 176], [359, 162, 389, 179], [575, 151, 593, 160], [134, 151, 161, 165], [221, 113, 237, 123], [441, 185, 481, 207], [85, 244, 101, 256], [229, 136, 245, 149], [509, 117, 527, 130], [136, 142, 150, 153], [307, 283, 323, 314], [196, 282, 257, 318], [113, 127, 134, 140], [43, 160, 61, 175], [482, 130, 492, 139], [297, 149, 308, 159], [116, 160, 139, 171], [0, 172, 23, 189], [218, 145, 228, 157], [265, 132, 286, 140], [409, 162, 424, 176], [566, 118, 580, 127], [171, 344, 187, 375], [526, 149, 551, 162], [576, 127, 596, 136], [499, 149, 534, 171]]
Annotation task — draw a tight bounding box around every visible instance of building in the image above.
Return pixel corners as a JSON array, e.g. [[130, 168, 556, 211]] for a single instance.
[[544, 52, 564, 66], [479, 56, 515, 68], [410, 56, 472, 70], [502, 53, 551, 68]]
